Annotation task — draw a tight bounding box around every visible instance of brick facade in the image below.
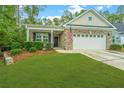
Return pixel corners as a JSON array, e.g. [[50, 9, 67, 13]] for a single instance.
[[64, 29, 73, 50]]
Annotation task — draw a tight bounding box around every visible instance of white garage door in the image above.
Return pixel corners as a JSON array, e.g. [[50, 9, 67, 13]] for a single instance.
[[73, 33, 106, 49]]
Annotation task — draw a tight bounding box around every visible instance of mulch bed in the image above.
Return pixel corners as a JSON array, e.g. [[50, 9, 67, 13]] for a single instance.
[[0, 57, 3, 60], [5, 49, 57, 62]]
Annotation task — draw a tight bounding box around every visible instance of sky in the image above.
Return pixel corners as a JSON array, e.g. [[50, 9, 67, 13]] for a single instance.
[[21, 5, 119, 20], [38, 5, 119, 20]]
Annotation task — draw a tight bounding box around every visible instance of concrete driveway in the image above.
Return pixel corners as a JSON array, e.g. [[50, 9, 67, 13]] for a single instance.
[[56, 49, 124, 70], [80, 50, 124, 70]]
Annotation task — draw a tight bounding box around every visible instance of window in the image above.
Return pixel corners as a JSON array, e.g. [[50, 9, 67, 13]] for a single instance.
[[88, 17, 92, 21], [82, 34, 84, 37], [73, 34, 76, 37], [86, 34, 88, 37], [97, 35, 100, 38], [93, 35, 96, 37], [101, 35, 103, 38], [90, 35, 92, 37], [77, 34, 80, 37], [43, 33, 49, 42], [36, 33, 42, 41], [35, 33, 49, 42]]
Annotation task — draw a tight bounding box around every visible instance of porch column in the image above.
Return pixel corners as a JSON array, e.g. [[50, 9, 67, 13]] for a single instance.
[[51, 30, 54, 48], [27, 29, 29, 42]]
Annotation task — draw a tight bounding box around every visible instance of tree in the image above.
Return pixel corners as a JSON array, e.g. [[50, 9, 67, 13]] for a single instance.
[[7, 26, 26, 47], [23, 5, 46, 24], [60, 9, 85, 24], [61, 10, 73, 24], [107, 14, 118, 23], [117, 5, 124, 14], [16, 5, 20, 27], [0, 6, 17, 48], [117, 14, 124, 23], [36, 18, 43, 24], [53, 18, 61, 25], [42, 18, 48, 25], [102, 10, 110, 18], [74, 10, 86, 17], [47, 19, 53, 25], [41, 18, 53, 25]]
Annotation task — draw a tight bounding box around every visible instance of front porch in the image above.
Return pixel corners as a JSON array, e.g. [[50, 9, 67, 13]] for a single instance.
[[26, 25, 64, 48]]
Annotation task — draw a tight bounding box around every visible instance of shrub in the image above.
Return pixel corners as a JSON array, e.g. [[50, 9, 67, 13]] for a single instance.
[[0, 51, 3, 57], [11, 49, 22, 55], [11, 42, 21, 49], [33, 42, 43, 50], [46, 43, 51, 49], [29, 47, 37, 52], [122, 44, 124, 48], [24, 42, 33, 50], [110, 44, 122, 50], [42, 42, 51, 50], [24, 42, 43, 50]]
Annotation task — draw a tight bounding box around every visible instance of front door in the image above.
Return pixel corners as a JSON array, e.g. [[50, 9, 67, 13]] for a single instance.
[[54, 37, 58, 47]]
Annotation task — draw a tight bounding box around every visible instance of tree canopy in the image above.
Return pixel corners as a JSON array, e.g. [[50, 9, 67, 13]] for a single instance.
[[0, 6, 17, 47]]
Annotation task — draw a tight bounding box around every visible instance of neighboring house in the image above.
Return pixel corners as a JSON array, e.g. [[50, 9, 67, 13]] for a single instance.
[[26, 9, 116, 50], [112, 23, 124, 45]]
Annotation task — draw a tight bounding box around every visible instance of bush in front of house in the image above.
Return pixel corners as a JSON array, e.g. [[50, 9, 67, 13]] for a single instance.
[[122, 44, 124, 48], [33, 42, 43, 50], [24, 42, 43, 51], [110, 44, 122, 51], [45, 42, 51, 49], [42, 42, 51, 50], [11, 42, 22, 49], [29, 47, 37, 52], [11, 49, 22, 55], [24, 42, 33, 50]]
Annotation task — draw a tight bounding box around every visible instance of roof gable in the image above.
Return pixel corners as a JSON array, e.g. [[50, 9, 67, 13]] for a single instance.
[[64, 9, 116, 29]]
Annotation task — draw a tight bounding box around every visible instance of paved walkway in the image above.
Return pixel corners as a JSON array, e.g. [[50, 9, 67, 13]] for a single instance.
[[56, 49, 124, 70]]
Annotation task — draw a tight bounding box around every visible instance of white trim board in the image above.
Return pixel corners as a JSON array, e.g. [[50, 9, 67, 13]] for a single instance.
[[27, 27, 64, 31]]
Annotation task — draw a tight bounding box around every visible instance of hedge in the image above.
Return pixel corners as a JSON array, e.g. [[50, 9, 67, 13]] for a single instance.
[[43, 42, 51, 49], [110, 44, 122, 51], [24, 42, 43, 50], [33, 42, 43, 50], [24, 42, 51, 51], [29, 47, 37, 52], [11, 42, 22, 49]]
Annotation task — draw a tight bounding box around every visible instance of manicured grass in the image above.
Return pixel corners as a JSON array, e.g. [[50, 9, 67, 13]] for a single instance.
[[0, 53, 124, 88]]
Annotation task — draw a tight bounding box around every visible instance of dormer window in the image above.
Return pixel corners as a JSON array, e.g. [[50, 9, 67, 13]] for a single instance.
[[88, 17, 92, 21]]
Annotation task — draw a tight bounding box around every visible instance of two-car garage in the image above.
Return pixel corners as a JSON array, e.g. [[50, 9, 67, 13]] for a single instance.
[[73, 33, 106, 49]]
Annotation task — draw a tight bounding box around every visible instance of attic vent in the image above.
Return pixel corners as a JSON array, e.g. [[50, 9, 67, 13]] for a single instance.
[[88, 17, 92, 21]]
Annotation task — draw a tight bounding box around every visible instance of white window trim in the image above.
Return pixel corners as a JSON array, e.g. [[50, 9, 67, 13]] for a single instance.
[[35, 33, 49, 42]]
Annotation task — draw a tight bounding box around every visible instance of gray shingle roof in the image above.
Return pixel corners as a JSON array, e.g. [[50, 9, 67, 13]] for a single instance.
[[112, 23, 124, 33]]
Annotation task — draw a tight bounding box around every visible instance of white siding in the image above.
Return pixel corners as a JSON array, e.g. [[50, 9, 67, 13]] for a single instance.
[[121, 36, 124, 44], [71, 12, 109, 27]]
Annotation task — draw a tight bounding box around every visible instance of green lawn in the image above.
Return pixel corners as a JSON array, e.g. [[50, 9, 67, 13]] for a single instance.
[[0, 53, 124, 88]]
